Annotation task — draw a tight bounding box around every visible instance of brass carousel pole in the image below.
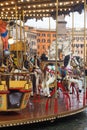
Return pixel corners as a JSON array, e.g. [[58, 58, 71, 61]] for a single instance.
[[22, 10, 26, 54], [49, 17, 51, 59], [20, 14, 22, 42], [83, 0, 87, 106], [15, 4, 18, 68], [22, 10, 27, 70], [54, 0, 58, 113], [19, 13, 23, 68], [8, 18, 11, 39], [72, 12, 74, 53], [84, 1, 87, 64]]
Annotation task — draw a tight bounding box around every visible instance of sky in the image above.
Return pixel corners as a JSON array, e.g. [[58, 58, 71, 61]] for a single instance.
[[25, 11, 85, 29]]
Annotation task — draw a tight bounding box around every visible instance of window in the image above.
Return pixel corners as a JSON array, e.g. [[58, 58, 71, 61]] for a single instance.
[[42, 33, 46, 37], [37, 39, 40, 42], [42, 39, 46, 43], [52, 34, 56, 37], [76, 44, 79, 48], [72, 44, 75, 47], [47, 34, 51, 37], [37, 33, 40, 36], [80, 44, 84, 48], [47, 39, 51, 43]]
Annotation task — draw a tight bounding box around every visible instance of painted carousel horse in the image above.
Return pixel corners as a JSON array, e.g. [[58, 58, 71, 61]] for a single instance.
[[41, 65, 56, 97], [41, 64, 71, 110], [63, 52, 84, 97], [41, 64, 68, 97], [27, 57, 42, 96], [56, 35, 84, 96]]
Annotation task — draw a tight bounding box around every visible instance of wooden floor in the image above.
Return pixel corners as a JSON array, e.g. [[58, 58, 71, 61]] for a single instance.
[[0, 90, 87, 128]]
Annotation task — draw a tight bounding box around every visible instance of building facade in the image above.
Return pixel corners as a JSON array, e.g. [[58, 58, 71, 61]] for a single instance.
[[36, 29, 56, 56], [7, 19, 87, 61]]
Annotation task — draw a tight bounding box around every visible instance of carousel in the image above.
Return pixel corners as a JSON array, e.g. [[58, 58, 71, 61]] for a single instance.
[[0, 0, 87, 128]]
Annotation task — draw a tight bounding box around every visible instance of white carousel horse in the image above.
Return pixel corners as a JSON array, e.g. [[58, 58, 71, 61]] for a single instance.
[[65, 63, 83, 96], [41, 64, 67, 97], [63, 44, 84, 94], [62, 39, 84, 95], [34, 67, 42, 95], [66, 74, 84, 95], [41, 66, 56, 97], [48, 36, 84, 96]]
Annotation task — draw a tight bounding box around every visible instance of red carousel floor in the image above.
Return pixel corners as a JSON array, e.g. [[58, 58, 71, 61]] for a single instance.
[[0, 90, 87, 128]]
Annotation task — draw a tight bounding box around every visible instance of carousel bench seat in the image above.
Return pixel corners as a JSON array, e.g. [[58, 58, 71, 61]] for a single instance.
[[1, 80, 27, 91], [9, 80, 27, 91], [1, 80, 32, 93], [9, 80, 32, 93]]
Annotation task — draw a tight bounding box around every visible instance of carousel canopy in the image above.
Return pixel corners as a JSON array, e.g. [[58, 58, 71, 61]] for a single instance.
[[0, 0, 85, 21]]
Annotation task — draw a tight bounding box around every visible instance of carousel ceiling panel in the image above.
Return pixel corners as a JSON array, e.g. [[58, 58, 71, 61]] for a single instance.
[[0, 0, 84, 21]]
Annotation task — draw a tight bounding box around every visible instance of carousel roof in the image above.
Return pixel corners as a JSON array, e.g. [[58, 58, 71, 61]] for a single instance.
[[0, 0, 85, 21]]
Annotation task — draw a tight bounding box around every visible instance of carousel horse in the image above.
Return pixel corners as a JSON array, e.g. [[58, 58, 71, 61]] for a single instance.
[[41, 64, 68, 97], [43, 36, 84, 98], [62, 41, 84, 93], [42, 64, 71, 110], [28, 57, 42, 95], [62, 39, 84, 95], [41, 66, 56, 97]]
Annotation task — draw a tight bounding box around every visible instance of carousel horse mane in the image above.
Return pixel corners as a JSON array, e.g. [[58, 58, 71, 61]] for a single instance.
[[72, 56, 83, 68], [66, 55, 83, 67], [64, 55, 70, 67], [41, 63, 68, 97], [45, 64, 67, 81]]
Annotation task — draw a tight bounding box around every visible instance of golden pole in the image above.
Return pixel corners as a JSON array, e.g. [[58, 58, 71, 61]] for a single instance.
[[84, 1, 87, 63], [72, 12, 74, 53], [54, 0, 58, 113], [22, 10, 26, 54], [20, 13, 23, 68], [84, 0, 86, 105], [55, 0, 58, 98], [15, 6, 18, 43], [8, 18, 11, 38], [20, 14, 22, 41], [49, 17, 51, 59], [15, 5, 18, 67]]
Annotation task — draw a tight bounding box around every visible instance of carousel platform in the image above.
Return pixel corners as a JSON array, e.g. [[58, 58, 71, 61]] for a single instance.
[[0, 90, 87, 128]]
